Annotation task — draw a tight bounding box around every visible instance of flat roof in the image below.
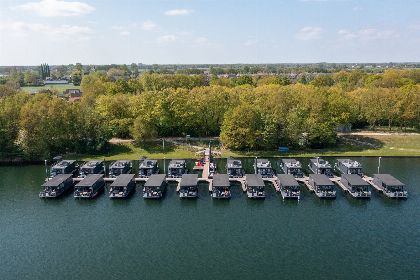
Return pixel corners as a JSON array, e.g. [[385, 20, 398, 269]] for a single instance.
[[81, 160, 103, 169], [144, 174, 166, 187], [227, 158, 242, 168], [374, 174, 404, 186], [309, 174, 334, 186], [42, 174, 73, 187], [139, 159, 157, 168], [110, 174, 135, 187], [180, 174, 198, 187], [278, 174, 300, 187], [212, 174, 230, 187], [246, 174, 265, 187], [75, 174, 103, 187], [52, 160, 76, 168], [110, 160, 131, 168], [341, 174, 369, 186]]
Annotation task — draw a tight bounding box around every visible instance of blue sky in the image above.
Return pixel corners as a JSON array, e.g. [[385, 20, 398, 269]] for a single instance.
[[0, 0, 419, 65]]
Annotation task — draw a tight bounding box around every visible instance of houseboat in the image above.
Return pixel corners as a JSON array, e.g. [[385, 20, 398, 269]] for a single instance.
[[39, 174, 74, 198], [211, 174, 231, 199], [255, 159, 275, 178], [143, 174, 166, 199], [246, 174, 265, 199], [335, 159, 363, 176], [227, 158, 244, 178], [139, 159, 159, 178], [74, 174, 105, 199], [278, 174, 301, 200], [340, 174, 371, 198], [109, 174, 135, 198], [49, 160, 78, 178], [179, 174, 199, 198], [373, 174, 408, 199], [280, 159, 304, 178], [168, 160, 187, 178], [78, 160, 104, 178], [109, 160, 132, 178], [309, 174, 336, 199], [308, 158, 334, 177]]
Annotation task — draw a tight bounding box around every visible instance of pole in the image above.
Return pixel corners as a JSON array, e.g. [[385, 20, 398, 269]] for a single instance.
[[377, 157, 382, 174], [164, 157, 166, 174], [44, 159, 48, 180], [255, 157, 257, 174], [103, 158, 106, 176], [162, 138, 165, 152], [316, 156, 319, 174]]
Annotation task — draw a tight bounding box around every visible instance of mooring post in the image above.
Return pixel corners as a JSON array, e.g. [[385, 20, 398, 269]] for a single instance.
[[163, 157, 166, 174], [44, 159, 48, 180], [377, 156, 382, 174], [255, 157, 257, 174], [316, 156, 320, 174]]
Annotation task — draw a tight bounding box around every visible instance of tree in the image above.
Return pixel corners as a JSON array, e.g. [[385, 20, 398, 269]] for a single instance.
[[72, 71, 82, 86], [24, 71, 40, 86], [39, 63, 50, 80]]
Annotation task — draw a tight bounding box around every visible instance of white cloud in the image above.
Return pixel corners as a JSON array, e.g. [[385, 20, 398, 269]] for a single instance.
[[142, 21, 157, 31], [157, 34, 178, 43], [13, 0, 95, 17], [120, 31, 130, 36], [338, 28, 399, 40], [195, 36, 208, 44], [296, 26, 323, 40], [164, 9, 194, 16]]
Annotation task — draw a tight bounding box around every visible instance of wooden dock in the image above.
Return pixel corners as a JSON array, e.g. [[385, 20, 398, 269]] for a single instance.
[[333, 178, 349, 193], [262, 177, 280, 192], [296, 176, 315, 192], [202, 162, 210, 179], [229, 177, 247, 192], [166, 177, 182, 192], [362, 176, 383, 193]]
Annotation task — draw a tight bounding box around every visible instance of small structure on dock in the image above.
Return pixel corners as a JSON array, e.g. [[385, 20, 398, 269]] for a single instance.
[[179, 174, 199, 198], [211, 174, 231, 199], [373, 174, 408, 199], [50, 160, 78, 178], [278, 174, 301, 200], [139, 159, 159, 178], [255, 159, 275, 178], [78, 160, 104, 178], [227, 158, 244, 178], [143, 174, 166, 199], [280, 159, 304, 178], [308, 158, 334, 177], [109, 160, 132, 178], [309, 174, 336, 198], [168, 160, 187, 178], [109, 174, 135, 198], [246, 174, 265, 199], [74, 174, 104, 199], [39, 174, 73, 198], [335, 159, 363, 176], [341, 174, 371, 198]]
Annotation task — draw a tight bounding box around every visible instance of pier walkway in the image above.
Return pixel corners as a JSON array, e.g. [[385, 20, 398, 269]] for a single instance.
[[362, 176, 383, 193], [262, 177, 280, 192], [330, 176, 349, 193], [296, 176, 315, 192], [229, 178, 247, 192]]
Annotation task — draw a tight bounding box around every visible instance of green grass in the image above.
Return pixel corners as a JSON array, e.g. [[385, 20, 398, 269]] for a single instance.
[[69, 134, 420, 161], [22, 84, 80, 93]]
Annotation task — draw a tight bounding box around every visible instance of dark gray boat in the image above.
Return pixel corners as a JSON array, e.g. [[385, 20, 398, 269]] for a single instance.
[[39, 174, 74, 198], [74, 174, 105, 199], [143, 174, 166, 199], [246, 174, 265, 199], [179, 174, 198, 198], [109, 174, 135, 198], [211, 174, 231, 199]]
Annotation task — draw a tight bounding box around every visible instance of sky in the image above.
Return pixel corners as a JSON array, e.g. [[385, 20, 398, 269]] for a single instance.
[[0, 0, 419, 65]]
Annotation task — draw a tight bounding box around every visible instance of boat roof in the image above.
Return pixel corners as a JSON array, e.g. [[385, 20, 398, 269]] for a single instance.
[[309, 158, 331, 168], [81, 160, 103, 169], [336, 158, 362, 168], [257, 158, 271, 167], [180, 174, 198, 187], [75, 174, 104, 187], [374, 174, 404, 186], [212, 174, 230, 187], [282, 158, 302, 167], [42, 174, 73, 187], [278, 174, 300, 187], [110, 174, 135, 187], [246, 174, 265, 187], [139, 159, 158, 168], [341, 174, 369, 186], [309, 174, 334, 185], [144, 174, 166, 187], [110, 160, 131, 168], [52, 160, 76, 168], [227, 158, 242, 168], [169, 159, 186, 168]]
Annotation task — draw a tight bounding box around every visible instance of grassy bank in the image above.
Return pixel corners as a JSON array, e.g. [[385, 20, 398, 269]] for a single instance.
[[22, 84, 80, 93], [69, 133, 420, 161]]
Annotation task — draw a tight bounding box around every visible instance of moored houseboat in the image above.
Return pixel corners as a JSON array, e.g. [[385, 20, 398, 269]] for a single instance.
[[340, 174, 371, 198], [246, 174, 265, 199], [109, 174, 135, 198], [335, 159, 363, 176], [308, 158, 334, 177], [373, 174, 408, 199], [143, 174, 166, 199], [309, 174, 336, 199], [49, 160, 78, 179], [211, 174, 231, 199], [278, 174, 301, 200], [280, 159, 304, 178], [255, 159, 275, 178], [227, 158, 244, 178], [139, 159, 159, 178], [39, 174, 74, 198], [74, 174, 105, 199], [109, 160, 132, 178], [78, 160, 104, 178], [168, 160, 187, 178], [179, 174, 199, 198]]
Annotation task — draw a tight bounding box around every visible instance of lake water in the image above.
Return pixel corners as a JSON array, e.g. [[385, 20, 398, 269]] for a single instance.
[[1, 157, 419, 280]]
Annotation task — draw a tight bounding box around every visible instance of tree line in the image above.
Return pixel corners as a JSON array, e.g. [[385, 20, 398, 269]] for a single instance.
[[0, 69, 419, 159]]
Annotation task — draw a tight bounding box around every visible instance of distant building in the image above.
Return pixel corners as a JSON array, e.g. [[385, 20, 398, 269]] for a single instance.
[[44, 80, 69, 85], [64, 89, 82, 98]]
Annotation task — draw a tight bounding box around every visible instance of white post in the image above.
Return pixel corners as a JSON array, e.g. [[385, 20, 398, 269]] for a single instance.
[[44, 159, 48, 179], [103, 159, 106, 176], [162, 138, 165, 152], [163, 157, 166, 174], [255, 157, 257, 174], [377, 157, 382, 174], [316, 156, 320, 174]]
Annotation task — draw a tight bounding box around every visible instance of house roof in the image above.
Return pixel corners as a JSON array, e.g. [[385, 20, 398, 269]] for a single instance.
[[81, 160, 103, 169], [309, 174, 334, 186], [110, 174, 135, 187], [374, 174, 404, 186], [75, 174, 103, 187], [42, 174, 73, 187], [180, 174, 198, 187], [246, 174, 265, 187], [278, 174, 300, 187], [341, 174, 369, 186], [52, 160, 76, 169], [212, 174, 230, 188], [144, 174, 166, 187], [281, 158, 302, 168], [309, 158, 331, 168], [139, 159, 158, 169], [110, 160, 131, 168]]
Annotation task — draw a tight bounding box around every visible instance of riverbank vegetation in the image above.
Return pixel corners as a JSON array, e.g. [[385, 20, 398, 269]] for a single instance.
[[1, 69, 419, 160]]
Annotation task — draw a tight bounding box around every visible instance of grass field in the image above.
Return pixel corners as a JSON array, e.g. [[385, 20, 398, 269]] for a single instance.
[[70, 133, 420, 161], [22, 84, 80, 93]]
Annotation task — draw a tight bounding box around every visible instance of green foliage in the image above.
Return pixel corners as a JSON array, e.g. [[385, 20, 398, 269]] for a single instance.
[[39, 63, 50, 80]]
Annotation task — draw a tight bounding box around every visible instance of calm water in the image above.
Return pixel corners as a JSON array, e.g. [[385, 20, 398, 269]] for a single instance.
[[1, 157, 419, 280]]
